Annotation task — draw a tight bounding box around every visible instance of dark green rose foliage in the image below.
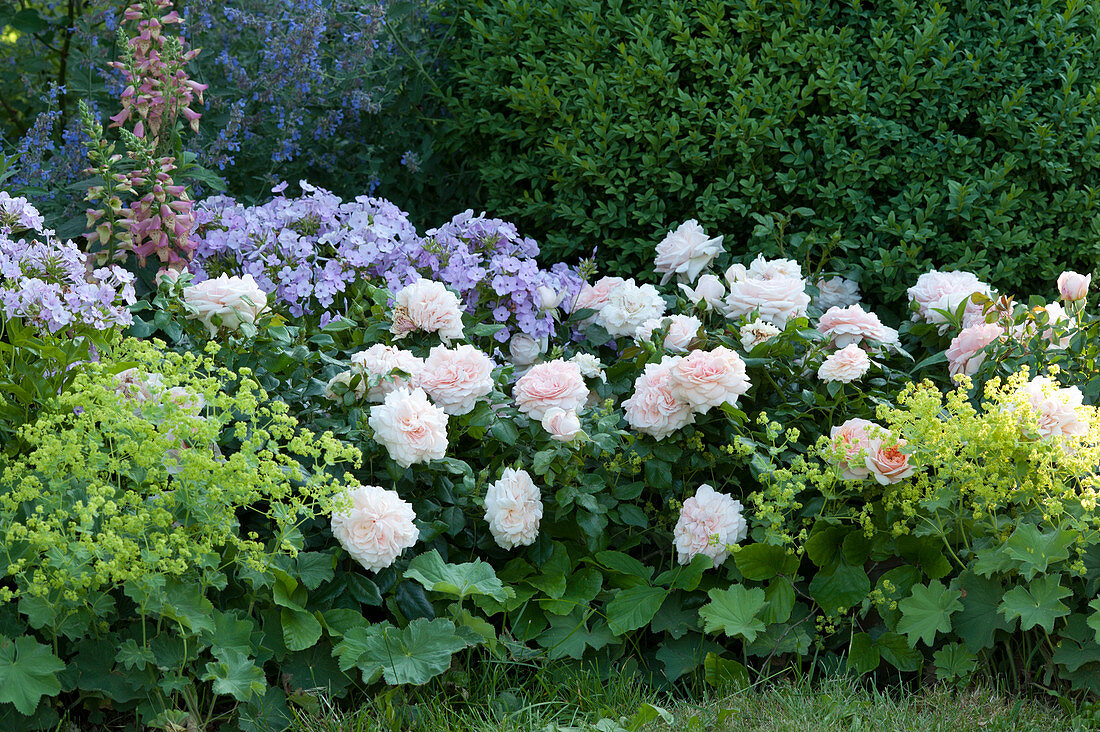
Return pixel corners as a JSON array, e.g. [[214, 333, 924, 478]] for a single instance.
[[443, 0, 1100, 308]]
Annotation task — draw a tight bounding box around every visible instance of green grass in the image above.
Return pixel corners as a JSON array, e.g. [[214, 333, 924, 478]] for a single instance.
[[289, 666, 1083, 732]]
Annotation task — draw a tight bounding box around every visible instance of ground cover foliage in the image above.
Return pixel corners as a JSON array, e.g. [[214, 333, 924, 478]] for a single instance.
[[3, 1, 1100, 731]]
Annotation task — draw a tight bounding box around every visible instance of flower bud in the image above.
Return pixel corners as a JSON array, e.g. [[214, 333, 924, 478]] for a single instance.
[[1057, 271, 1091, 302]]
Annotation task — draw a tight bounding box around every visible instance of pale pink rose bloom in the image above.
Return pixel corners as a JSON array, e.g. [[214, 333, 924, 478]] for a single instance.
[[513, 360, 589, 420], [114, 368, 163, 403], [818, 305, 899, 350], [331, 484, 419, 572], [829, 418, 880, 480], [679, 273, 725, 311], [1058, 271, 1091, 302], [864, 438, 915, 485], [392, 279, 464, 342], [945, 323, 1004, 376], [739, 320, 781, 351], [654, 219, 724, 284], [596, 279, 666, 337], [814, 277, 861, 310], [484, 468, 543, 549], [724, 273, 810, 328], [634, 314, 702, 352], [367, 387, 448, 467], [324, 370, 366, 402], [1016, 376, 1090, 439], [623, 356, 696, 440], [1038, 302, 1072, 349], [569, 353, 605, 381], [183, 273, 268, 336], [574, 276, 625, 313], [508, 334, 545, 366], [817, 344, 871, 383], [673, 484, 748, 566], [669, 347, 751, 413], [540, 407, 581, 442], [350, 344, 424, 402], [907, 270, 993, 332], [743, 254, 803, 281], [537, 285, 565, 310], [417, 344, 495, 415]]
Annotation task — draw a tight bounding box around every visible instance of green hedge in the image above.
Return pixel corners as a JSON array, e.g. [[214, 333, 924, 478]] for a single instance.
[[442, 0, 1100, 307]]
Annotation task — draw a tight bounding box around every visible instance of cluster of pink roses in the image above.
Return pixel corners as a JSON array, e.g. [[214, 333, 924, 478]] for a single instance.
[[623, 347, 751, 439], [907, 268, 1091, 377], [1015, 376, 1090, 441], [828, 418, 915, 485]]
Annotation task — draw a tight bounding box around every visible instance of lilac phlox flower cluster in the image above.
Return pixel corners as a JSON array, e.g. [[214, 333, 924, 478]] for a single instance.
[[0, 195, 136, 334], [0, 193, 46, 235], [190, 182, 422, 317], [424, 211, 582, 341], [190, 184, 582, 341]]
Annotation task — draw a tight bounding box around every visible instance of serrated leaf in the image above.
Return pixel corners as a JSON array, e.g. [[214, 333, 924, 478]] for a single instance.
[[405, 550, 513, 602], [808, 562, 869, 614], [202, 648, 266, 702], [703, 652, 751, 690], [537, 609, 615, 660], [897, 580, 962, 647], [333, 619, 468, 685], [699, 586, 767, 642], [0, 635, 65, 715], [953, 572, 1014, 651], [1088, 597, 1100, 643], [1002, 525, 1076, 580], [734, 543, 798, 581], [607, 585, 668, 634], [847, 633, 880, 674], [933, 643, 977, 681], [115, 639, 156, 671], [876, 632, 923, 672], [999, 576, 1072, 632], [281, 609, 323, 652]]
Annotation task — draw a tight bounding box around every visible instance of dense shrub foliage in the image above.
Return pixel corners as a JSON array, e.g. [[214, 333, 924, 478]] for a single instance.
[[443, 0, 1100, 307]]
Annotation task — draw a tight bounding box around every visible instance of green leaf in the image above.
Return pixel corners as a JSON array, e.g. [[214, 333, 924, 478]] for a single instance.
[[0, 635, 66, 715], [626, 702, 675, 731], [115, 639, 156, 671], [734, 543, 798, 581], [537, 609, 615, 660], [595, 550, 654, 581], [847, 633, 880, 674], [703, 652, 751, 690], [540, 568, 603, 616], [162, 579, 215, 635], [999, 576, 1072, 633], [208, 610, 256, 659], [699, 586, 767, 642], [933, 643, 977, 682], [281, 609, 323, 652], [655, 633, 709, 682], [1002, 525, 1076, 580], [296, 552, 335, 590], [897, 580, 963, 648], [762, 578, 795, 625], [808, 562, 870, 614], [1088, 598, 1100, 643], [875, 632, 923, 673], [405, 550, 513, 603], [334, 619, 468, 685], [202, 648, 266, 703], [953, 572, 1014, 651], [655, 553, 711, 591], [607, 585, 668, 634]]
